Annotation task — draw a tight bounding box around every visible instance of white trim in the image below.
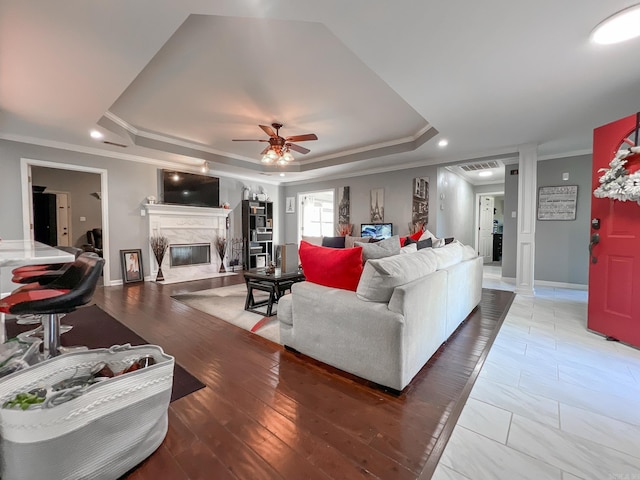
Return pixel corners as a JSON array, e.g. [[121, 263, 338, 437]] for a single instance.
[[535, 280, 588, 291], [473, 190, 504, 253], [20, 158, 111, 286]]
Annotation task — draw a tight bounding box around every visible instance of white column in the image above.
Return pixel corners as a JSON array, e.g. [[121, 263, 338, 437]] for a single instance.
[[515, 144, 537, 295]]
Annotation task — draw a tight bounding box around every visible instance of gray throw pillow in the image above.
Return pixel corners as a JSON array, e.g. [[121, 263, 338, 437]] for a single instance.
[[354, 235, 401, 263]]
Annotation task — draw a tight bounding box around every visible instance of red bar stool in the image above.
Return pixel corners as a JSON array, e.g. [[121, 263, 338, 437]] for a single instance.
[[0, 253, 105, 358], [11, 246, 83, 281]]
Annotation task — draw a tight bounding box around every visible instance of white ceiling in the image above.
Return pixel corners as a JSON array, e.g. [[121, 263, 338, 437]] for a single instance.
[[2, 1, 640, 185]]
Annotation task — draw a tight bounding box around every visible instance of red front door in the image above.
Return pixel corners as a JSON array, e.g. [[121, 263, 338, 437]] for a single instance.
[[588, 113, 640, 347]]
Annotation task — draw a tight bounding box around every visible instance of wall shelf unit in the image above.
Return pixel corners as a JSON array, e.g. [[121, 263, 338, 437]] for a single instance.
[[242, 200, 273, 269]]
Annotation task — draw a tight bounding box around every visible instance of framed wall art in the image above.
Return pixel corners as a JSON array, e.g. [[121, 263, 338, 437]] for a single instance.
[[120, 249, 144, 283], [537, 185, 578, 221]]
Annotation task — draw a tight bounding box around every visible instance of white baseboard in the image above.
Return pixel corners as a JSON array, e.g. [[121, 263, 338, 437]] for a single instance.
[[534, 280, 588, 291]]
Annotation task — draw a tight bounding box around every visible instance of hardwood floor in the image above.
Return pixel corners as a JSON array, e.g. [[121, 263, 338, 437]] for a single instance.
[[90, 275, 514, 480]]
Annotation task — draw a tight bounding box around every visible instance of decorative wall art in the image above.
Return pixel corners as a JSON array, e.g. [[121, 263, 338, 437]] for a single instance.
[[336, 186, 352, 235], [338, 186, 350, 225], [537, 185, 578, 220], [285, 197, 295, 214], [412, 177, 429, 231], [370, 188, 384, 222]]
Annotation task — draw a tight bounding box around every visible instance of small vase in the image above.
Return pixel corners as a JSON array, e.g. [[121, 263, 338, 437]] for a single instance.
[[154, 253, 165, 281]]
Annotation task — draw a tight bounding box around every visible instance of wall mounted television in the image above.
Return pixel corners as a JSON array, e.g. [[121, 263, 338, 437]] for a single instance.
[[361, 223, 393, 239], [161, 170, 220, 208]]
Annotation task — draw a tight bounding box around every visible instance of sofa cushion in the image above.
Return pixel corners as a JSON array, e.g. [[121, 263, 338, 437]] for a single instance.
[[299, 241, 363, 291], [355, 235, 401, 263], [356, 248, 438, 302], [321, 236, 346, 249], [345, 235, 370, 249], [301, 236, 323, 246], [432, 242, 464, 269]]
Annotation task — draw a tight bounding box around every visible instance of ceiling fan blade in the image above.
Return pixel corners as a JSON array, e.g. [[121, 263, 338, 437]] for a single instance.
[[285, 133, 318, 142], [260, 146, 271, 155], [232, 139, 268, 142], [288, 143, 310, 154], [259, 125, 276, 137]]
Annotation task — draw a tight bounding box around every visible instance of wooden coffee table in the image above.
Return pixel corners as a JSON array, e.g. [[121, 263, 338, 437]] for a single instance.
[[243, 268, 305, 331]]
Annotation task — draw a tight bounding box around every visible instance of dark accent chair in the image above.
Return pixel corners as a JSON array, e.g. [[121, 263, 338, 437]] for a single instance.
[[84, 228, 103, 257]]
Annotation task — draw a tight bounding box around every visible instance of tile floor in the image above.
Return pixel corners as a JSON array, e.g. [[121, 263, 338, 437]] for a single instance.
[[433, 265, 640, 480]]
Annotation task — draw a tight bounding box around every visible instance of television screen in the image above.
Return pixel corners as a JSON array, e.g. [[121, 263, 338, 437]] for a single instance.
[[161, 170, 220, 208], [361, 223, 393, 239]]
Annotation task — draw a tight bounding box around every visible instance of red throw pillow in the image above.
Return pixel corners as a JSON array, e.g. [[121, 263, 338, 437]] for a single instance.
[[409, 229, 423, 241], [299, 241, 363, 291], [401, 229, 423, 246]]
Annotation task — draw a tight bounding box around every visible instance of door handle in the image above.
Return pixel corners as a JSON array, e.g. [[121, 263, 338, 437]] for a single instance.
[[589, 233, 600, 264]]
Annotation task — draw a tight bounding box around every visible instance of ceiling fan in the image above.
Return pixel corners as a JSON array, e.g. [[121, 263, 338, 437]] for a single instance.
[[232, 123, 318, 164]]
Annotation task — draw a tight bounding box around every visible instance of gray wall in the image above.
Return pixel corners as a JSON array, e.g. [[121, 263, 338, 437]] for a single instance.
[[0, 139, 280, 282], [281, 164, 439, 242], [535, 154, 592, 285], [501, 154, 592, 285], [31, 167, 103, 248], [436, 168, 475, 245]]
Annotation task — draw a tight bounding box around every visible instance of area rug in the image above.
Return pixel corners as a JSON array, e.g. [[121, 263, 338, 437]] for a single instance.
[[172, 283, 281, 344], [4, 306, 206, 402]]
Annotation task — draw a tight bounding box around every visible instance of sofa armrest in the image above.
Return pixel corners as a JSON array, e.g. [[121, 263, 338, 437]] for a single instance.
[[388, 269, 448, 385], [286, 281, 406, 388]]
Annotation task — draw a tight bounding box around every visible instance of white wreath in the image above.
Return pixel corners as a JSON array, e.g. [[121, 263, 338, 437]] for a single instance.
[[593, 146, 640, 205]]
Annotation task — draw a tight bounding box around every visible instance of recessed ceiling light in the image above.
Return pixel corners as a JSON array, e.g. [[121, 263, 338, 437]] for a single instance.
[[438, 139, 449, 147], [279, 173, 285, 177], [90, 130, 103, 140], [478, 171, 493, 177], [591, 4, 640, 45]]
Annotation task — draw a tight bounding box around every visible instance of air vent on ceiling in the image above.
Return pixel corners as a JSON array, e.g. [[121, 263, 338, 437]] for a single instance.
[[103, 140, 127, 148], [460, 161, 499, 172]]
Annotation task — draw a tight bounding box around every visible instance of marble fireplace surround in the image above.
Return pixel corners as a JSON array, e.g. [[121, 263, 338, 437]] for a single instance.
[[145, 203, 232, 283]]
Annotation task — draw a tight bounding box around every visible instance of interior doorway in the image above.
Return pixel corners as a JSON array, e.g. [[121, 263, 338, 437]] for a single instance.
[[20, 159, 111, 286], [474, 191, 504, 266]]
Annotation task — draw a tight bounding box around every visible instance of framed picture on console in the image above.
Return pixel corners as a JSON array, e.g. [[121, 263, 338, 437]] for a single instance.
[[120, 249, 144, 284]]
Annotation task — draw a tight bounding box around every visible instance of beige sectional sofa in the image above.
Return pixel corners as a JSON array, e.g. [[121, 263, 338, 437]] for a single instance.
[[278, 241, 483, 391]]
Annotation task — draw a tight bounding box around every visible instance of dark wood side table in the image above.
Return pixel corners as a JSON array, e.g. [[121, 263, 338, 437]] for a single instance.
[[243, 268, 305, 330]]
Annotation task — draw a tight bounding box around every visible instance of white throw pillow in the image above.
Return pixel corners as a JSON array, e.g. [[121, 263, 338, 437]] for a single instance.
[[432, 242, 464, 269], [400, 243, 417, 254], [357, 248, 438, 302], [355, 235, 401, 263], [461, 244, 477, 260], [419, 229, 437, 241], [301, 236, 323, 246]]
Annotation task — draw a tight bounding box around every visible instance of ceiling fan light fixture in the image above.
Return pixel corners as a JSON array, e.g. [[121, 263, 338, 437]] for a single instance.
[[282, 150, 295, 162], [591, 4, 640, 44], [261, 154, 273, 164], [277, 156, 287, 166], [267, 149, 279, 160]]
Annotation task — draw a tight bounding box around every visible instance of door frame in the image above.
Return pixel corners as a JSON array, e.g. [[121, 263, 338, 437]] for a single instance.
[[473, 190, 504, 253], [20, 158, 111, 286]]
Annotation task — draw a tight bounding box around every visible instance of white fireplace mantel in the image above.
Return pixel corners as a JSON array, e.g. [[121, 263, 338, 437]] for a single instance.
[[144, 203, 231, 218], [145, 203, 233, 283]]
